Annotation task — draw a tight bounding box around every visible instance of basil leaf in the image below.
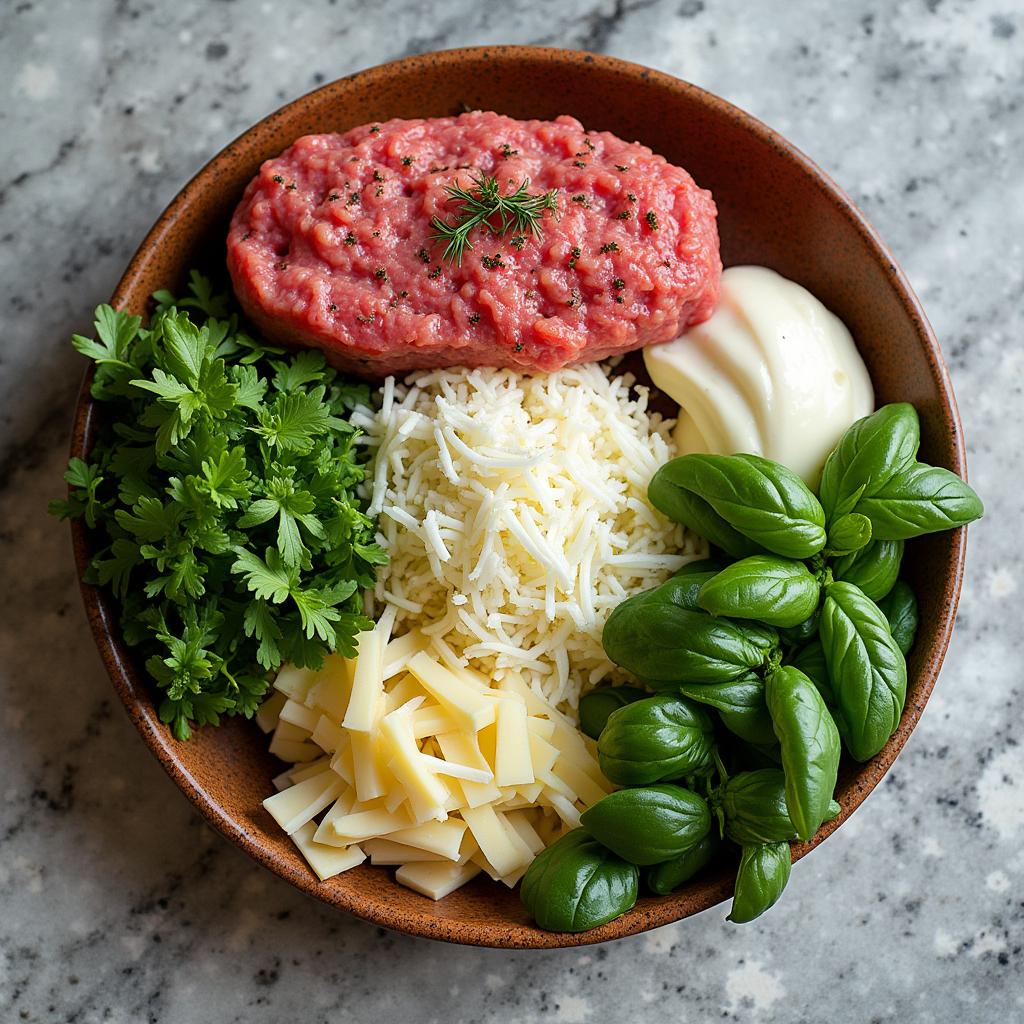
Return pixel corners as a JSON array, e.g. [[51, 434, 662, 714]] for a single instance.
[[602, 590, 775, 685], [519, 828, 639, 932], [830, 539, 904, 601], [765, 666, 841, 842], [722, 769, 797, 844], [819, 581, 907, 762], [786, 639, 835, 710], [677, 673, 778, 746], [728, 842, 791, 924], [577, 686, 648, 740], [819, 403, 920, 525], [823, 798, 842, 823], [597, 695, 716, 786], [853, 462, 984, 539], [776, 608, 821, 646], [876, 580, 918, 655], [698, 555, 821, 628], [648, 470, 767, 559], [826, 512, 873, 556], [645, 831, 721, 895], [650, 454, 826, 559], [580, 784, 712, 865], [672, 557, 733, 577]]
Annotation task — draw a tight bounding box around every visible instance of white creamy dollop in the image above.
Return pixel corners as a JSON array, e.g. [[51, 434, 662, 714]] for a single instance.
[[643, 265, 874, 489]]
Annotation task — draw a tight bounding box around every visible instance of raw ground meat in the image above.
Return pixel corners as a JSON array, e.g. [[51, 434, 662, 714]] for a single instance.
[[227, 112, 721, 378]]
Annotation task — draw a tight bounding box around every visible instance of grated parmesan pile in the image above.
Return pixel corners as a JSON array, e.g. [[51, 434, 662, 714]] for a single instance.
[[356, 363, 705, 713]]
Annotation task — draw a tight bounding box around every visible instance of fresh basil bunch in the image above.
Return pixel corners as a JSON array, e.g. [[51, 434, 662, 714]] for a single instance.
[[522, 404, 981, 935]]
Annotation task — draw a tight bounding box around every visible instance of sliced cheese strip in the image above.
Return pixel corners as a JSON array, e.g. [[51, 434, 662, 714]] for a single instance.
[[436, 731, 501, 808], [406, 652, 495, 732], [306, 654, 353, 720], [291, 821, 364, 881], [289, 756, 332, 784], [280, 698, 321, 732], [310, 714, 344, 755], [385, 673, 429, 714], [553, 756, 611, 808], [363, 838, 450, 864], [495, 698, 534, 788], [343, 629, 384, 732], [528, 731, 560, 777], [312, 789, 358, 846], [383, 628, 429, 680], [379, 706, 450, 824], [387, 818, 468, 860], [504, 809, 546, 855], [499, 864, 529, 888], [461, 804, 531, 878], [536, 765, 576, 804], [255, 690, 287, 733], [420, 753, 493, 785], [273, 664, 318, 703], [395, 859, 482, 901], [269, 736, 322, 763], [350, 730, 392, 803], [331, 804, 416, 842], [384, 783, 410, 814], [517, 780, 545, 804], [330, 741, 355, 787], [273, 720, 312, 743], [525, 716, 556, 741], [263, 770, 345, 835], [271, 769, 294, 792], [411, 704, 459, 739], [542, 788, 583, 829]]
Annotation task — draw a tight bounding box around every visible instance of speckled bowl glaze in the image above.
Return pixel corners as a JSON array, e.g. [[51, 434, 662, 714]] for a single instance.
[[70, 47, 967, 948]]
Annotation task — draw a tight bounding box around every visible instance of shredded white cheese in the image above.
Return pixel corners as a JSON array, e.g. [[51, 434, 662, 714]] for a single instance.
[[365, 364, 704, 711]]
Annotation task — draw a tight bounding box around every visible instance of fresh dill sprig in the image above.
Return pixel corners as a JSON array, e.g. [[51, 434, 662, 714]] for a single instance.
[[430, 174, 558, 266]]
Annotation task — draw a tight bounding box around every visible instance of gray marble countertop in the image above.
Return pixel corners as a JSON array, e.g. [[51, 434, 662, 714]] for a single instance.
[[2, 1, 1021, 1021]]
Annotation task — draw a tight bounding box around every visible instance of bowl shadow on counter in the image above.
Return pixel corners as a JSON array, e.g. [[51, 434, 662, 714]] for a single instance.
[[70, 46, 967, 948]]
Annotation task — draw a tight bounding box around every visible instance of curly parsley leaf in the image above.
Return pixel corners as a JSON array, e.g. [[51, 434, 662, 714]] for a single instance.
[[52, 274, 382, 740]]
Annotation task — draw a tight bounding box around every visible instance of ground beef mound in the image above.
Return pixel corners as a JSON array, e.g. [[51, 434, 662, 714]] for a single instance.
[[227, 112, 721, 377]]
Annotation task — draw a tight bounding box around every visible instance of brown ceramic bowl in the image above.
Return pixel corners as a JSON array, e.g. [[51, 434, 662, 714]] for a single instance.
[[70, 47, 967, 947]]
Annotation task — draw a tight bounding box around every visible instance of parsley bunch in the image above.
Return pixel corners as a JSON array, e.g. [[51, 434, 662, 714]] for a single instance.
[[50, 272, 386, 740]]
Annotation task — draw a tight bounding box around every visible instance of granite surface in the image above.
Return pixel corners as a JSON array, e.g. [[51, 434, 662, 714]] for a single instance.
[[1, 1, 1022, 1021]]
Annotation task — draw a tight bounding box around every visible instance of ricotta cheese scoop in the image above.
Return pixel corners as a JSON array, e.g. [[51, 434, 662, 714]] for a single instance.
[[643, 265, 874, 489]]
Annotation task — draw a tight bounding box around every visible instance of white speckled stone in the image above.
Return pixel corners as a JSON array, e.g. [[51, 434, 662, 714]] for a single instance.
[[1, 1, 1021, 1021]]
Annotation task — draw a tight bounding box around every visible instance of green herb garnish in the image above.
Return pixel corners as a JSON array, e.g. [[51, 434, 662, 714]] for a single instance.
[[430, 174, 558, 267], [49, 272, 384, 740]]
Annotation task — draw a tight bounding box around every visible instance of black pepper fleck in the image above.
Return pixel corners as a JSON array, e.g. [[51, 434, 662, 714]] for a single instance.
[[428, 266, 443, 279], [646, 211, 659, 231], [613, 277, 625, 290], [573, 160, 587, 168], [271, 174, 284, 184], [481, 254, 505, 269], [468, 313, 481, 324], [600, 242, 619, 253]]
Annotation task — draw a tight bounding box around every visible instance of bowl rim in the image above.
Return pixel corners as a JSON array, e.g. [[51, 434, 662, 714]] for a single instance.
[[69, 45, 967, 947]]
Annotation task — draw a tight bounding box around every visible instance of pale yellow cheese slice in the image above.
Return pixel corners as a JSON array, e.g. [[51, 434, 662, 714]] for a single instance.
[[406, 652, 496, 732], [290, 821, 364, 881]]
